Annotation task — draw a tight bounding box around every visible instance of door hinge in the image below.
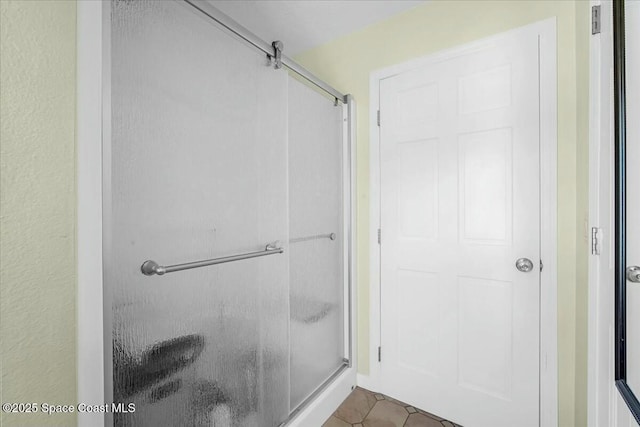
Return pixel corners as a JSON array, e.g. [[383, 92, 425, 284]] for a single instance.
[[377, 228, 381, 244], [540, 259, 544, 272], [378, 346, 382, 362], [592, 5, 601, 35], [591, 227, 601, 255], [377, 110, 381, 127]]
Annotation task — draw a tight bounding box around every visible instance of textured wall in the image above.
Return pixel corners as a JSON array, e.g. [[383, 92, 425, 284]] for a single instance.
[[574, 1, 591, 426], [0, 1, 77, 426], [295, 1, 589, 425]]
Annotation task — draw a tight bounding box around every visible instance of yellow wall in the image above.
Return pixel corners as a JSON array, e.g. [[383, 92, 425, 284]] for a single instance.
[[0, 1, 77, 426], [295, 1, 589, 425]]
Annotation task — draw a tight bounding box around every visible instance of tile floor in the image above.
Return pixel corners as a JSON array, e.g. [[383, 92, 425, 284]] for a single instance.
[[322, 387, 462, 427]]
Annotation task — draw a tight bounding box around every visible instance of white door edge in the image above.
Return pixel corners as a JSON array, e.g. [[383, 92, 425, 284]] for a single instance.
[[366, 18, 558, 427]]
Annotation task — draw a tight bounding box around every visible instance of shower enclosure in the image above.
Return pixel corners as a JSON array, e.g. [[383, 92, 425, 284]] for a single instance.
[[101, 1, 355, 425]]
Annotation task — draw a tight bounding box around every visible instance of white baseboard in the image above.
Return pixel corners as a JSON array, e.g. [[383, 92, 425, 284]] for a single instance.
[[356, 373, 379, 393]]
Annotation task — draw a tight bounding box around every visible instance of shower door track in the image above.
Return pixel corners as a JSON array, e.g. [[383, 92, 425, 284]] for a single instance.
[[183, 0, 348, 104], [282, 362, 350, 426]]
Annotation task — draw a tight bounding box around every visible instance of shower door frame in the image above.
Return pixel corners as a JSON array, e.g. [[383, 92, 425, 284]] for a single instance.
[[76, 1, 357, 426]]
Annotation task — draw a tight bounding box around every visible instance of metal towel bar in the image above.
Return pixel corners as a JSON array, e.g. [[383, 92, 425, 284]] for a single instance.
[[290, 233, 336, 244], [141, 243, 283, 276]]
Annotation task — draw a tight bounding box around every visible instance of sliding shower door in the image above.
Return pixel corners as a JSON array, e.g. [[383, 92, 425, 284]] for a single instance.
[[107, 1, 351, 425], [287, 78, 347, 409], [108, 1, 289, 426]]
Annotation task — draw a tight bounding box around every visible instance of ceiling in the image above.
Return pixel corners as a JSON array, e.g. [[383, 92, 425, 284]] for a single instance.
[[208, 1, 427, 56]]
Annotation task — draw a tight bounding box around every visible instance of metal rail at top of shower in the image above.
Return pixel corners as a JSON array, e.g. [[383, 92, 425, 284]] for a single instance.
[[183, 0, 348, 104]]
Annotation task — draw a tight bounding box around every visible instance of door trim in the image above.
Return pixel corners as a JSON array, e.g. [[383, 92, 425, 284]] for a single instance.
[[588, 1, 638, 426], [365, 18, 558, 427], [77, 2, 107, 426]]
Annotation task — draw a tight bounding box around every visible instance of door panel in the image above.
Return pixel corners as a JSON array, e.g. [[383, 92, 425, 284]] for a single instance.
[[397, 139, 439, 240], [109, 1, 289, 425], [379, 29, 540, 427], [459, 128, 512, 243], [287, 77, 346, 409]]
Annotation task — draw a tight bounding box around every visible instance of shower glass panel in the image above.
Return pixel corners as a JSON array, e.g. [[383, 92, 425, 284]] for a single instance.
[[287, 77, 346, 409], [109, 1, 289, 426]]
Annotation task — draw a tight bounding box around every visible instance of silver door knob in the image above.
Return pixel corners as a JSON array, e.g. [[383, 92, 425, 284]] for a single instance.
[[516, 258, 534, 273], [627, 266, 640, 283]]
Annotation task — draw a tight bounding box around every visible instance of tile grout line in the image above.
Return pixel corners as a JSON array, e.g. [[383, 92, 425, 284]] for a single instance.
[[329, 387, 460, 427], [359, 393, 377, 426]]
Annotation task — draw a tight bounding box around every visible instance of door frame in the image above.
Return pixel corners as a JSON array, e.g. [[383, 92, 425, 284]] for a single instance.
[[364, 18, 558, 427], [587, 1, 638, 426], [77, 2, 107, 426], [587, 2, 615, 426]]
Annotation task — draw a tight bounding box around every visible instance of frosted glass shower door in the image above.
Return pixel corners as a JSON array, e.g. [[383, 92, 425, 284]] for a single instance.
[[108, 1, 289, 426], [288, 77, 347, 408]]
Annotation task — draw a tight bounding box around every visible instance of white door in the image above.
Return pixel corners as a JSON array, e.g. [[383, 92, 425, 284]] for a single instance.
[[379, 28, 540, 427]]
